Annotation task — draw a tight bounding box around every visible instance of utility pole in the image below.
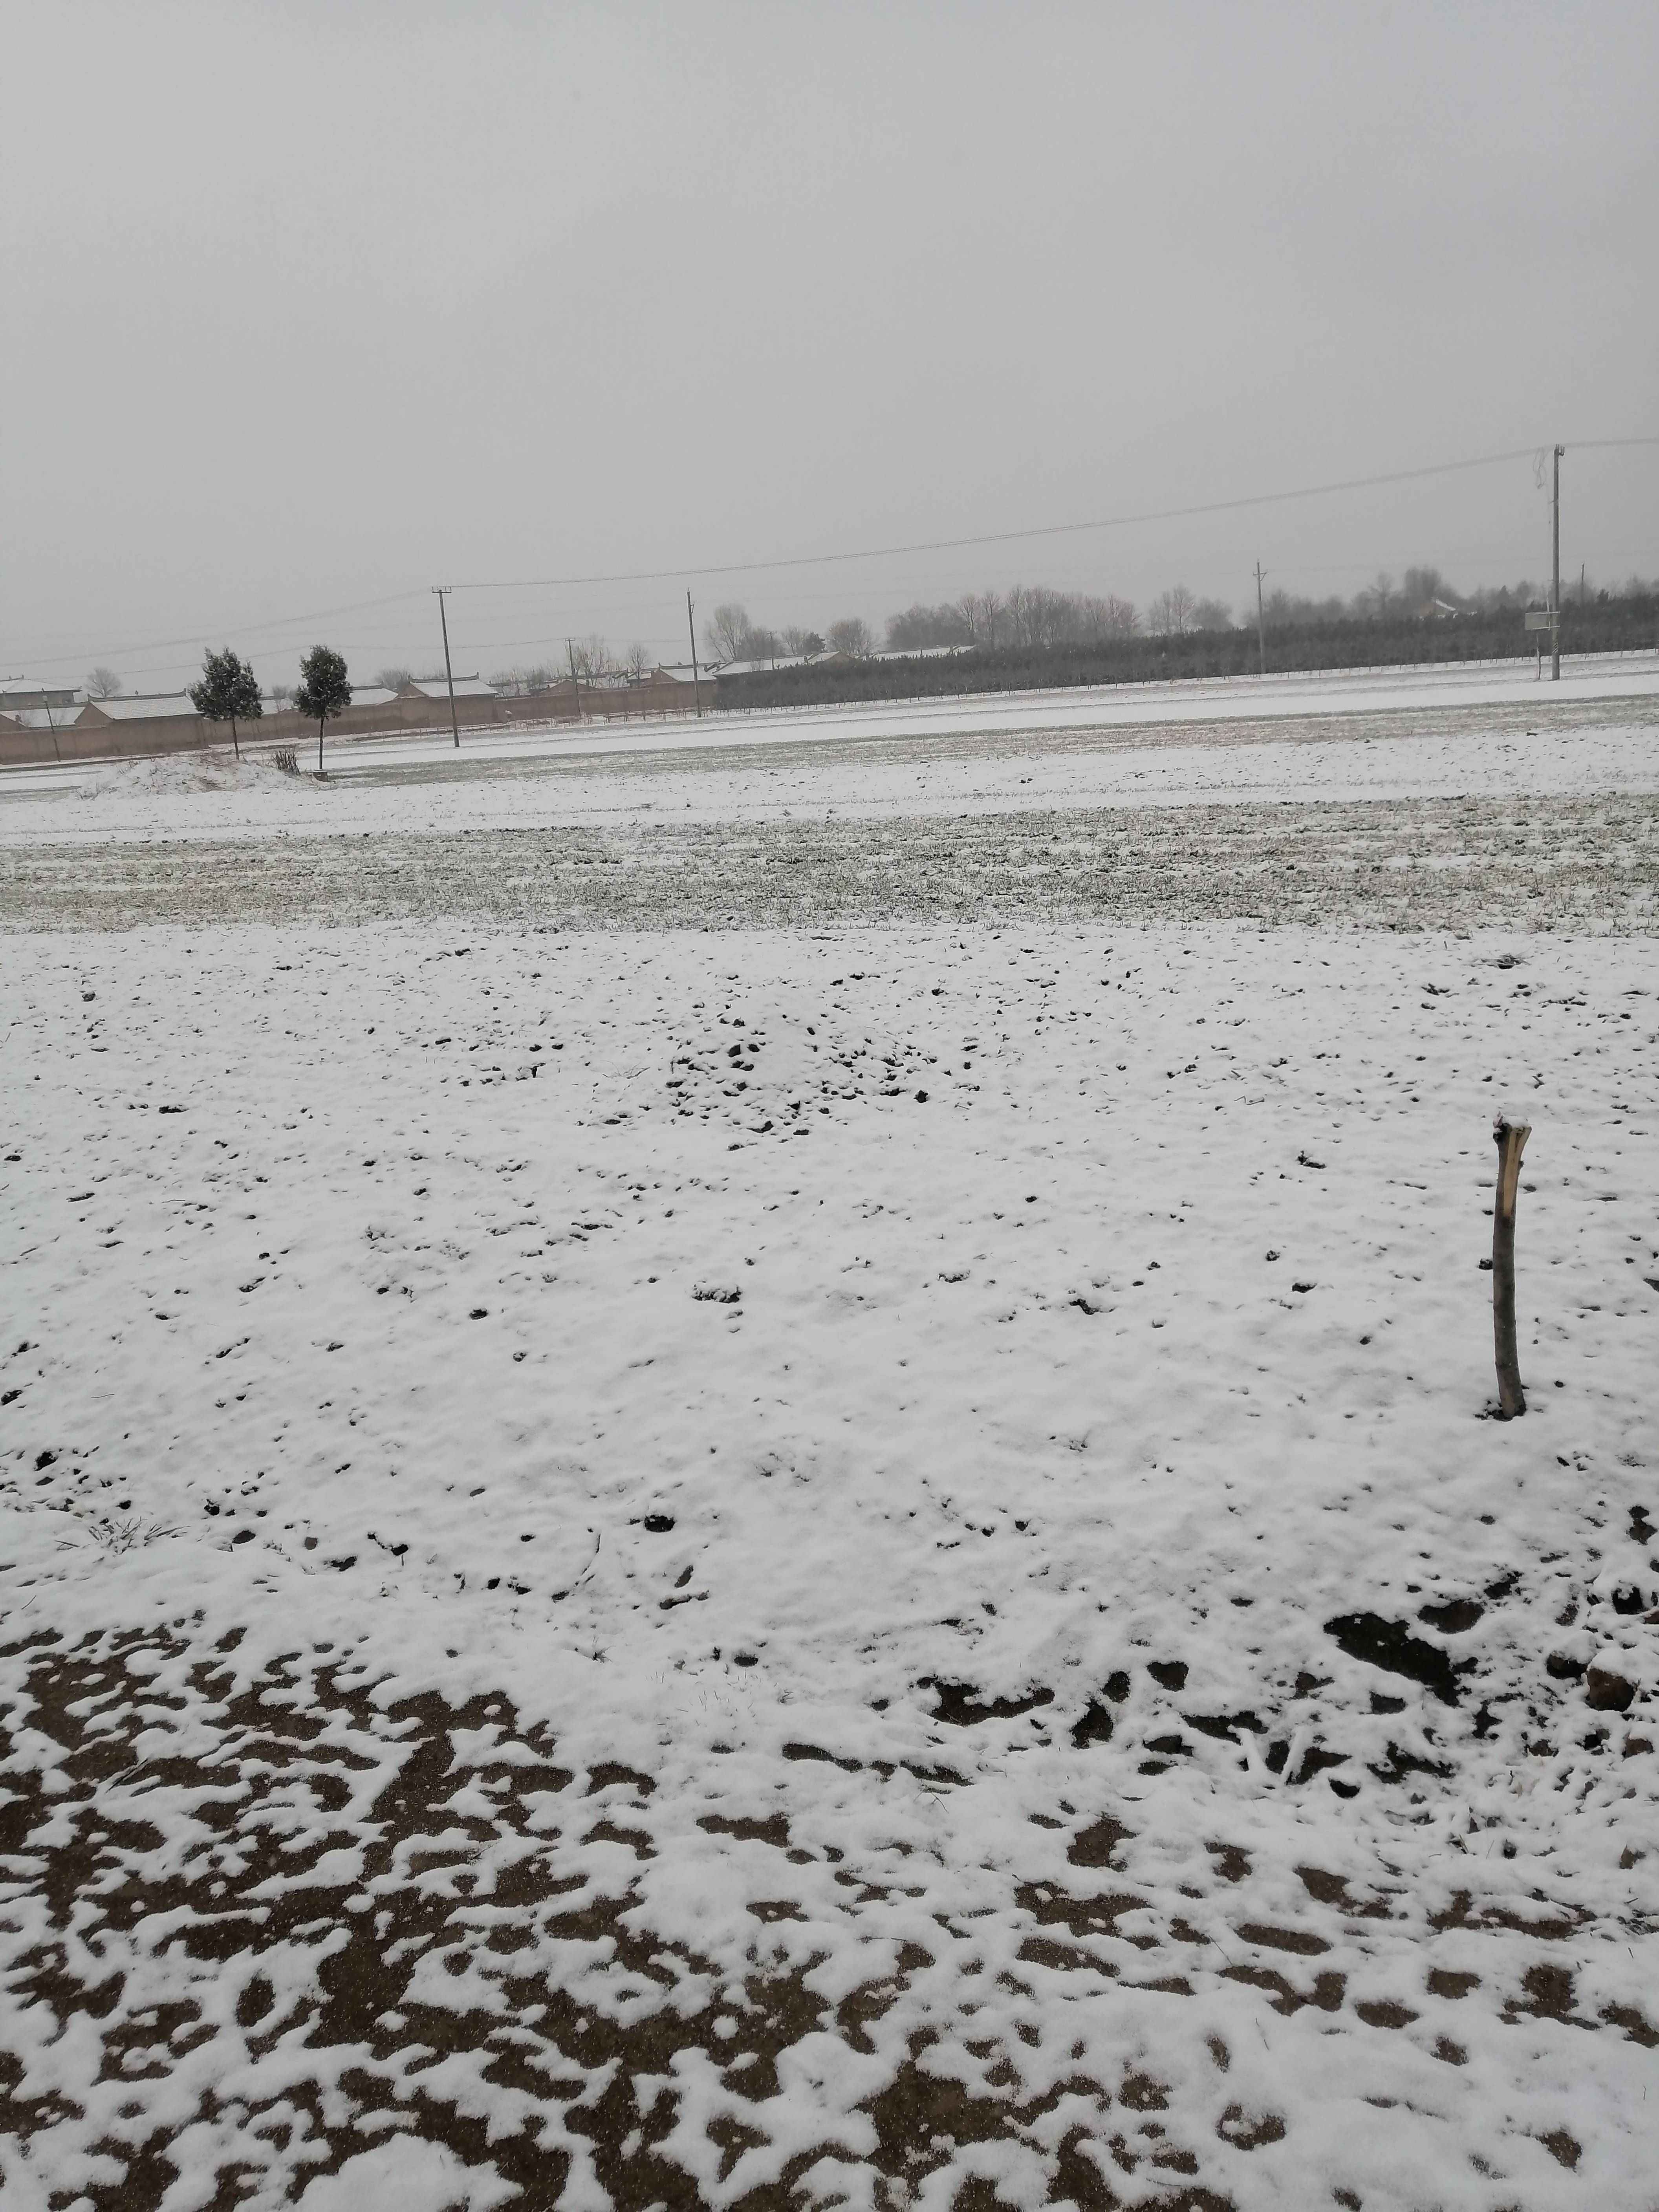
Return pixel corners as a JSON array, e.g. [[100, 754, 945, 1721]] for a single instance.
[[1253, 563, 1267, 678], [687, 591, 703, 718], [1550, 444, 1563, 682], [567, 638, 581, 724], [11, 675, 61, 763], [432, 587, 461, 747]]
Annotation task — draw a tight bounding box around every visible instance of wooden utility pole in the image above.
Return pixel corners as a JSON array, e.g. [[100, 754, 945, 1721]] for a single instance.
[[687, 591, 703, 718], [567, 638, 581, 723], [433, 587, 461, 748], [1253, 563, 1267, 677], [1491, 1117, 1531, 1417], [1550, 444, 1563, 683]]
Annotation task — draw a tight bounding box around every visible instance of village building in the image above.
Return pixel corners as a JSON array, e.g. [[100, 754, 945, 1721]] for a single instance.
[[0, 658, 716, 765]]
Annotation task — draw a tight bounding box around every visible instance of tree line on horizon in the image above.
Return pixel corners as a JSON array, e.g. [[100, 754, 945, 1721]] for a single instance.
[[78, 566, 1657, 710], [694, 565, 1658, 669]]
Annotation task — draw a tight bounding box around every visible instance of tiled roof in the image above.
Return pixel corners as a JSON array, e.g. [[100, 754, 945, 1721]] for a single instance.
[[410, 676, 496, 700]]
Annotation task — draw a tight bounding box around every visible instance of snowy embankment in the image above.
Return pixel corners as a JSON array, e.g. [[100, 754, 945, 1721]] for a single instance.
[[3, 912, 1657, 2208], [2, 689, 1658, 939], [2, 662, 1658, 848]]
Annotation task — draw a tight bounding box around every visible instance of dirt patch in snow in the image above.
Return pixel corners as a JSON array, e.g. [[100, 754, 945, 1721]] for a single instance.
[[7, 1624, 1656, 2210]]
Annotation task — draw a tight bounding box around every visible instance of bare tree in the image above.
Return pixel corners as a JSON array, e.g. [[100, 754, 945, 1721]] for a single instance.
[[1463, 580, 1539, 615], [1400, 566, 1450, 613], [951, 587, 1138, 648], [85, 666, 123, 699], [825, 617, 875, 659], [1033, 586, 1074, 648], [956, 591, 1005, 648], [1146, 584, 1198, 637], [622, 642, 652, 679], [1352, 572, 1398, 621], [569, 635, 617, 681], [1081, 593, 1140, 638], [1003, 583, 1036, 648], [1189, 598, 1233, 631], [780, 627, 825, 656], [704, 603, 753, 662], [269, 683, 293, 708], [1260, 588, 1343, 626], [885, 602, 974, 651], [502, 664, 564, 694], [999, 585, 1065, 650], [375, 667, 415, 692]]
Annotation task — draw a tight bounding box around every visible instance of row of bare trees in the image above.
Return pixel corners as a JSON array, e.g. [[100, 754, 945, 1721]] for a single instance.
[[485, 639, 656, 695], [702, 605, 875, 664], [703, 585, 1228, 663], [78, 567, 1659, 712], [696, 565, 1659, 665], [411, 564, 1659, 700], [1254, 566, 1656, 628], [891, 586, 1159, 650]]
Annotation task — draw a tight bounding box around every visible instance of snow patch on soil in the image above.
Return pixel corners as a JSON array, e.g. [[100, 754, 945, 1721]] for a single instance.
[[2, 919, 1656, 2206]]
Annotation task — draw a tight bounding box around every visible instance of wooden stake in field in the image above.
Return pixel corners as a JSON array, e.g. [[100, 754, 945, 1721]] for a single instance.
[[1491, 1117, 1530, 1417]]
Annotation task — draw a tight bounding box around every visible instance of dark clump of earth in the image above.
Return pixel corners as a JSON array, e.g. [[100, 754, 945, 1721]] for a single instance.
[[1324, 1612, 1464, 1705], [922, 1679, 1055, 1727]]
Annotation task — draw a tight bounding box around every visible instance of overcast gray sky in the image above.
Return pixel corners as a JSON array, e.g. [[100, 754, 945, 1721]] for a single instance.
[[5, 1, 1656, 692]]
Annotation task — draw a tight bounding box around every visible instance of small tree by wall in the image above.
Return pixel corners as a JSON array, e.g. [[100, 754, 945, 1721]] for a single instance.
[[294, 646, 352, 773], [188, 648, 263, 760]]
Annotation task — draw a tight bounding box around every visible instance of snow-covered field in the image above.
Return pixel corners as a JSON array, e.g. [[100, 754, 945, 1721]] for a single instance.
[[4, 655, 1659, 853], [2, 670, 1657, 2210]]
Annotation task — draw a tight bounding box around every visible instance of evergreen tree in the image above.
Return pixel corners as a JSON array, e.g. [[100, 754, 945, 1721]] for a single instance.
[[188, 647, 262, 760], [293, 645, 352, 773]]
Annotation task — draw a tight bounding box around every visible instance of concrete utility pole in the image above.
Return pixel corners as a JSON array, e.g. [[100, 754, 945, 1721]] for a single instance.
[[40, 684, 62, 764], [687, 592, 703, 718], [8, 676, 59, 760], [12, 677, 65, 764], [1253, 563, 1268, 678], [1550, 445, 1563, 682], [432, 588, 461, 747], [567, 638, 581, 723]]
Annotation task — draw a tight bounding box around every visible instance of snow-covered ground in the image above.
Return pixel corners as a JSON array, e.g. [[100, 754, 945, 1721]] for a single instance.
[[2, 676, 1657, 2210], [3, 654, 1657, 848]]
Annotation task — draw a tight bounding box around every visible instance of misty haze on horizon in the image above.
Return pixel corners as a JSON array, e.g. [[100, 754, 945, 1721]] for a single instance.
[[5, 1, 1656, 696]]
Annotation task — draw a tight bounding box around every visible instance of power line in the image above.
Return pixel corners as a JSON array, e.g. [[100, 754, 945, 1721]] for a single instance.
[[14, 590, 428, 673], [11, 436, 1659, 671], [451, 440, 1659, 595]]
